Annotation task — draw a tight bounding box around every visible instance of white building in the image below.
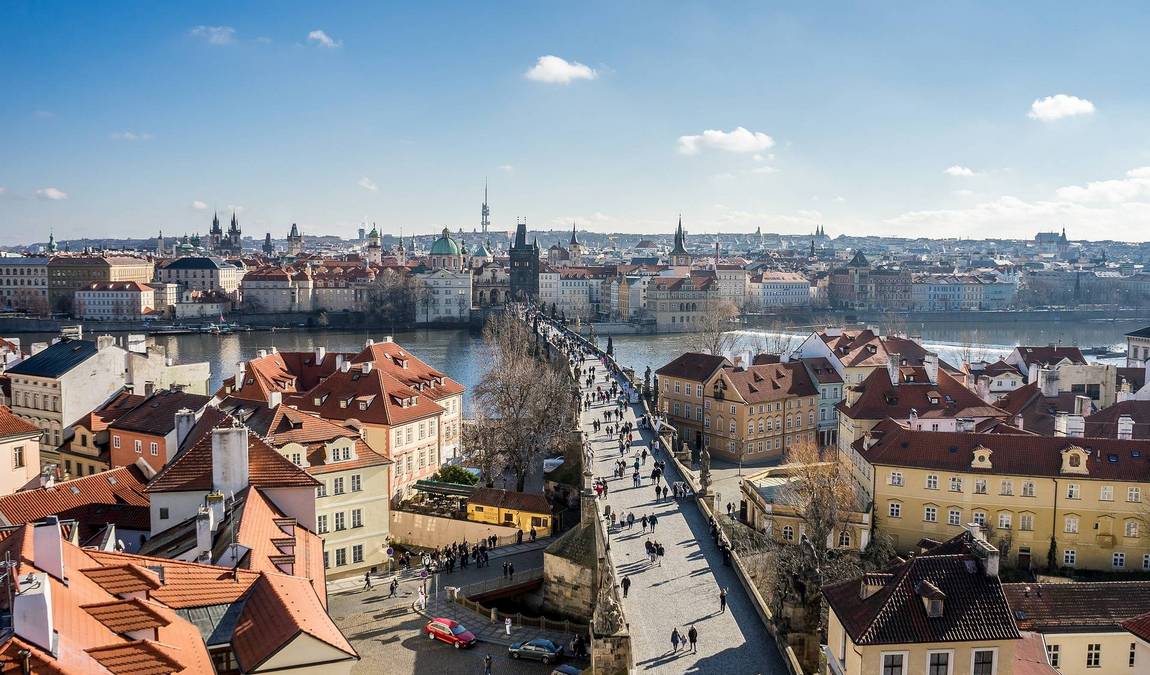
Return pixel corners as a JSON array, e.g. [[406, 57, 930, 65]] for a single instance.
[[759, 272, 810, 307], [74, 281, 156, 320]]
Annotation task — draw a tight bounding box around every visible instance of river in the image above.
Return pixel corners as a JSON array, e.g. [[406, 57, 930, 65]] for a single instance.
[[13, 316, 1145, 409]]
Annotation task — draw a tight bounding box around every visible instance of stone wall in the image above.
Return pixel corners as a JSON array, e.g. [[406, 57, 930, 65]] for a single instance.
[[542, 547, 594, 621], [591, 634, 633, 675], [389, 510, 519, 549]]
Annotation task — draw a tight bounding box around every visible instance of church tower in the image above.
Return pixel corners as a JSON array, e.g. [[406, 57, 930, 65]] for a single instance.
[[365, 224, 383, 265], [669, 215, 691, 267], [209, 211, 223, 253], [509, 218, 539, 301], [263, 232, 275, 257], [287, 223, 303, 257]]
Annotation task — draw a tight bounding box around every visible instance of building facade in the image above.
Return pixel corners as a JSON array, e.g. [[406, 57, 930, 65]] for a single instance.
[[0, 256, 49, 314]]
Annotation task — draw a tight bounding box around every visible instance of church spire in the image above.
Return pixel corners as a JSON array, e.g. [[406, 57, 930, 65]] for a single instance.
[[570, 220, 580, 246], [481, 179, 491, 234]]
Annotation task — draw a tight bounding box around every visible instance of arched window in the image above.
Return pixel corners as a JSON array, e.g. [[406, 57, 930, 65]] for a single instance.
[[838, 530, 851, 547], [782, 525, 794, 542]]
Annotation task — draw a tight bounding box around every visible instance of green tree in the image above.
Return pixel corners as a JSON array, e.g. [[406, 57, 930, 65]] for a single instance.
[[432, 464, 479, 486]]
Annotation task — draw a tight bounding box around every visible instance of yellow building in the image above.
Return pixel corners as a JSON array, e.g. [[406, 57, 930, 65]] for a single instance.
[[854, 422, 1150, 572], [740, 464, 871, 551], [655, 352, 731, 452], [822, 527, 1056, 675], [47, 255, 154, 314], [466, 487, 552, 537]]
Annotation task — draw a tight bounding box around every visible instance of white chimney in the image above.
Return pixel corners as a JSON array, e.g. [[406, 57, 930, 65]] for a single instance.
[[33, 517, 65, 581], [1028, 362, 1040, 384], [1055, 412, 1068, 436], [887, 352, 900, 385], [315, 346, 326, 364], [1073, 395, 1091, 417], [268, 391, 282, 409], [234, 361, 245, 388], [335, 354, 345, 371], [361, 362, 373, 374], [174, 408, 197, 448], [256, 349, 267, 359], [1118, 414, 1135, 440], [340, 360, 351, 373], [1038, 368, 1060, 399], [976, 375, 991, 402], [383, 335, 393, 343], [365, 338, 374, 347], [14, 572, 55, 654], [206, 491, 226, 530], [97, 335, 116, 351], [211, 427, 250, 497], [195, 506, 214, 562], [270, 346, 277, 354], [924, 353, 939, 385]]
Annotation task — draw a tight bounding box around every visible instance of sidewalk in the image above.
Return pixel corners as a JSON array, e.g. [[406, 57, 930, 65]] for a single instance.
[[326, 536, 555, 595]]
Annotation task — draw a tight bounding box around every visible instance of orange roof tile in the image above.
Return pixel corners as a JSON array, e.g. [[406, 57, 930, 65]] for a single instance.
[[0, 405, 39, 436], [0, 465, 149, 526], [82, 598, 171, 633], [80, 564, 163, 595], [85, 640, 185, 674]]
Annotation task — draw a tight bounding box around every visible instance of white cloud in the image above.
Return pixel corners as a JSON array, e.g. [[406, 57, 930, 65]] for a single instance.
[[953, 189, 975, 197], [1028, 94, 1095, 122], [750, 166, 779, 174], [36, 187, 68, 201], [943, 165, 977, 177], [1054, 166, 1150, 203], [191, 200, 208, 210], [190, 25, 236, 45], [524, 55, 598, 84], [498, 164, 514, 173], [307, 30, 341, 48], [677, 127, 776, 155], [832, 195, 846, 203], [357, 177, 378, 192], [111, 131, 154, 142]]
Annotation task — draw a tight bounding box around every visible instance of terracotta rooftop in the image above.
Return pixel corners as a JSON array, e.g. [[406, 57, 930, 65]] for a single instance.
[[0, 404, 40, 437], [109, 390, 212, 436], [1012, 345, 1088, 369], [1085, 399, 1150, 440], [1003, 581, 1150, 633], [840, 368, 1008, 421], [0, 465, 150, 527], [655, 352, 731, 382], [721, 361, 817, 404]]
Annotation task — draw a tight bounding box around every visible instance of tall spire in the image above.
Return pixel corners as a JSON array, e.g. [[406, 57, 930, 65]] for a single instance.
[[481, 179, 491, 234], [570, 220, 580, 246]]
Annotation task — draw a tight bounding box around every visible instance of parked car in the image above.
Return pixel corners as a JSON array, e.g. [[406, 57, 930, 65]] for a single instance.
[[508, 639, 564, 664], [423, 618, 477, 649], [551, 665, 583, 675]]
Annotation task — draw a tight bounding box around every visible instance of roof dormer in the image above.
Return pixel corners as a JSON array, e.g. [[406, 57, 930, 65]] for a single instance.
[[971, 446, 993, 470], [1060, 445, 1090, 476], [916, 579, 946, 618]]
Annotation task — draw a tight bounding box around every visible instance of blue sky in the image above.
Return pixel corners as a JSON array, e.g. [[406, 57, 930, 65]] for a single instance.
[[3, 1, 1150, 245]]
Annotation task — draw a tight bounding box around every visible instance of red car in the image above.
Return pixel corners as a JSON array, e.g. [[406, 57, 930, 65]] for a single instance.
[[424, 618, 477, 649]]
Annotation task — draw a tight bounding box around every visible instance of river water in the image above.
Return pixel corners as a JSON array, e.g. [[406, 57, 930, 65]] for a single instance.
[[15, 316, 1145, 409]]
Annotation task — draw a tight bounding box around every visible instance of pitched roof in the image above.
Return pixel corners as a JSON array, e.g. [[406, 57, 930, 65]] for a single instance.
[[351, 340, 465, 400], [823, 532, 1019, 646], [6, 338, 98, 378], [109, 390, 211, 436], [1013, 345, 1088, 369], [841, 368, 1008, 421], [0, 404, 40, 437], [1004, 581, 1150, 633], [286, 362, 445, 427], [655, 352, 731, 382], [721, 362, 817, 404], [1084, 399, 1150, 440], [146, 414, 318, 493], [1125, 326, 1150, 339], [797, 357, 843, 384], [1123, 611, 1150, 643], [858, 424, 1150, 481], [0, 465, 149, 527]]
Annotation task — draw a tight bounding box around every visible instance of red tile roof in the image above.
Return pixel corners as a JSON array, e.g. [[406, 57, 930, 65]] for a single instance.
[[1003, 581, 1150, 632], [1123, 611, 1150, 643], [85, 640, 186, 674], [840, 369, 1008, 421], [1085, 400, 1150, 440], [1013, 345, 1088, 369], [0, 405, 39, 437], [0, 465, 149, 527], [655, 353, 731, 382], [82, 598, 172, 633], [721, 361, 817, 404], [287, 363, 445, 427]]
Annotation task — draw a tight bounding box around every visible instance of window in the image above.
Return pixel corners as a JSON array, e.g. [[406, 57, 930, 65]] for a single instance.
[[333, 477, 345, 495], [972, 649, 995, 675], [1000, 480, 1013, 496], [1144, 553, 1150, 571], [1114, 552, 1126, 569], [1126, 521, 1140, 538], [890, 471, 904, 486], [159, 507, 170, 520], [975, 479, 987, 495], [973, 511, 986, 526], [998, 513, 1011, 529], [1087, 643, 1101, 668], [351, 474, 362, 492], [1067, 483, 1080, 499], [882, 653, 905, 675], [926, 474, 938, 490], [889, 502, 902, 518], [1020, 513, 1034, 531], [674, 382, 681, 393], [1129, 487, 1142, 503], [1131, 642, 1137, 668], [1064, 549, 1077, 566], [1047, 644, 1060, 668], [335, 512, 346, 531], [323, 551, 329, 569], [838, 530, 851, 547], [352, 544, 364, 564], [927, 652, 950, 675], [782, 525, 794, 542], [924, 506, 937, 522], [149, 442, 158, 456], [317, 515, 328, 533], [949, 477, 962, 492], [1065, 516, 1079, 533], [948, 509, 961, 526], [352, 509, 363, 528], [317, 483, 328, 498], [335, 548, 347, 566], [134, 440, 142, 454], [1021, 481, 1035, 497], [12, 446, 23, 469], [1101, 485, 1114, 501]]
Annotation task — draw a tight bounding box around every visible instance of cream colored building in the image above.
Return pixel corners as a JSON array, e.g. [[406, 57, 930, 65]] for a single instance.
[[0, 407, 41, 494], [741, 464, 870, 551]]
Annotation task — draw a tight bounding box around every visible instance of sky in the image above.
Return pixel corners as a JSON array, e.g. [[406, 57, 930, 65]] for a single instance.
[[3, 1, 1150, 245]]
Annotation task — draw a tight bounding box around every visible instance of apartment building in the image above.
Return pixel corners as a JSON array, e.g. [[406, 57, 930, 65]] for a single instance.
[[741, 464, 871, 551], [0, 256, 49, 314], [702, 360, 820, 463], [107, 390, 211, 472], [73, 280, 156, 320], [648, 271, 721, 332], [156, 255, 243, 299], [0, 405, 41, 494], [655, 352, 731, 452], [854, 422, 1150, 572], [47, 255, 154, 314], [759, 271, 810, 308]]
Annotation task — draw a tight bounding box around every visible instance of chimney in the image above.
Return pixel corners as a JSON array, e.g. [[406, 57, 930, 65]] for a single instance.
[[194, 506, 214, 562], [924, 353, 939, 385], [1038, 368, 1059, 399], [964, 521, 985, 542], [14, 572, 55, 654], [365, 338, 374, 347], [206, 491, 226, 530], [315, 346, 326, 364], [908, 408, 919, 429], [340, 360, 351, 373], [383, 335, 393, 343], [97, 335, 116, 351], [887, 352, 900, 385], [234, 361, 245, 389], [976, 375, 991, 402], [956, 417, 975, 433], [268, 391, 282, 409], [143, 381, 155, 398], [1028, 362, 1040, 384], [361, 362, 373, 374], [335, 354, 345, 371], [174, 408, 197, 448], [256, 349, 267, 359], [211, 427, 250, 497], [1073, 395, 1091, 417], [270, 346, 277, 354], [1118, 414, 1135, 440], [33, 517, 65, 581], [1054, 412, 1069, 436]]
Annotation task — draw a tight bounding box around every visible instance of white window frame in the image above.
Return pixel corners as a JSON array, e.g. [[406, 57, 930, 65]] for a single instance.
[[970, 647, 998, 675], [880, 651, 909, 675], [925, 649, 954, 675]]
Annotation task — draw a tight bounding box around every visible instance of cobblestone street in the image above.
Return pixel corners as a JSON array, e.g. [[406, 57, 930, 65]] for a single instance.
[[577, 351, 787, 674]]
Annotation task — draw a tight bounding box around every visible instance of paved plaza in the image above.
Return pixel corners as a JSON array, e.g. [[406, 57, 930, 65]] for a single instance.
[[577, 352, 787, 674]]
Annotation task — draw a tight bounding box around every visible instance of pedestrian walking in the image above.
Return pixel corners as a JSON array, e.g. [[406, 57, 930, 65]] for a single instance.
[[389, 578, 398, 597], [362, 571, 373, 591], [483, 654, 493, 675], [688, 626, 698, 653], [503, 561, 509, 579], [621, 576, 631, 598], [627, 512, 635, 529], [508, 562, 515, 581], [671, 628, 681, 653], [641, 514, 648, 532], [720, 587, 728, 613], [650, 514, 658, 532]]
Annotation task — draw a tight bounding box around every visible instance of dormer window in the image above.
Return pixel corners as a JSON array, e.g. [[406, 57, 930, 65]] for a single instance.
[[971, 446, 993, 470], [1061, 446, 1090, 476]]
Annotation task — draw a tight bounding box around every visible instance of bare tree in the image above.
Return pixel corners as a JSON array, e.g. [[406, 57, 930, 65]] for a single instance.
[[749, 317, 799, 358], [467, 312, 570, 492], [691, 299, 740, 355]]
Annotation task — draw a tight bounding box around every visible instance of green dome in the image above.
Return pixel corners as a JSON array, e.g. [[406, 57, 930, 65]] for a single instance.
[[429, 227, 461, 256]]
